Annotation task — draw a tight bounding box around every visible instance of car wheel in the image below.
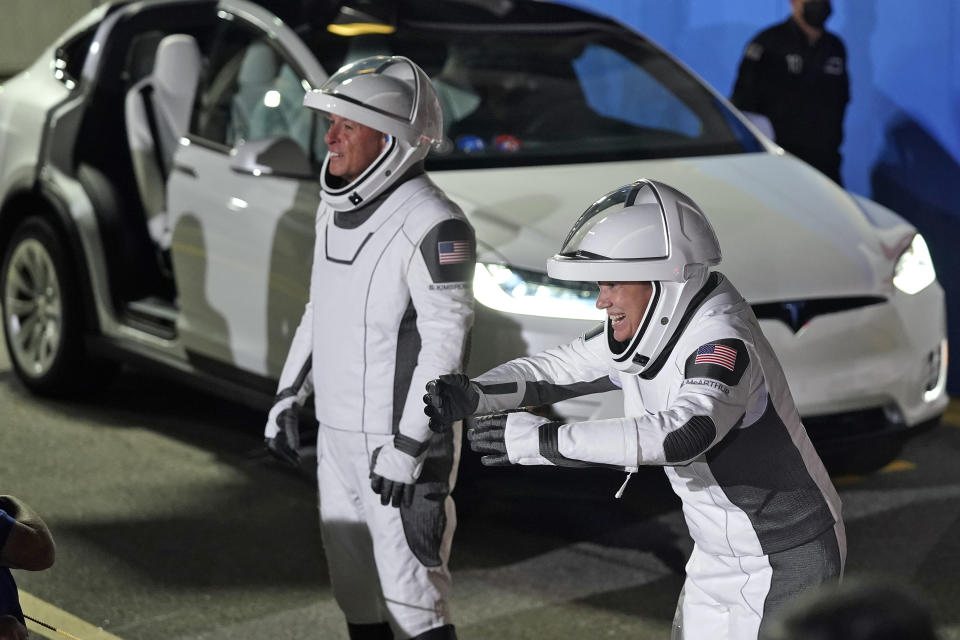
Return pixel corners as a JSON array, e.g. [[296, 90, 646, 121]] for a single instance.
[[1, 216, 108, 395]]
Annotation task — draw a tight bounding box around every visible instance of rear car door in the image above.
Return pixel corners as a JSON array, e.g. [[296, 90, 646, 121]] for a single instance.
[[167, 3, 326, 381]]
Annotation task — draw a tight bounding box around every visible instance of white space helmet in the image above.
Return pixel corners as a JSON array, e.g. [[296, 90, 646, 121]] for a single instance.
[[547, 179, 722, 376], [303, 55, 442, 210]]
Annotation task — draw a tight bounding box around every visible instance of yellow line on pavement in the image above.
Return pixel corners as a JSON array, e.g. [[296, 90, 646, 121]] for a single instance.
[[20, 591, 126, 640], [881, 459, 916, 472], [831, 459, 916, 486]]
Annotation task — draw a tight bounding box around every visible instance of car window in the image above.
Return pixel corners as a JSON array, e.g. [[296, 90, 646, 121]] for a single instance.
[[190, 22, 324, 163], [53, 27, 96, 90], [302, 24, 761, 169], [573, 44, 701, 138]]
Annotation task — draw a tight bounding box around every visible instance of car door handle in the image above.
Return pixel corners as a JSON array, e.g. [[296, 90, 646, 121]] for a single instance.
[[173, 163, 198, 178]]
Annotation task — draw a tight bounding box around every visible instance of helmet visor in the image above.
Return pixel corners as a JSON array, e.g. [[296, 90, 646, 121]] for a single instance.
[[321, 56, 417, 122], [560, 180, 664, 257], [305, 56, 424, 143]]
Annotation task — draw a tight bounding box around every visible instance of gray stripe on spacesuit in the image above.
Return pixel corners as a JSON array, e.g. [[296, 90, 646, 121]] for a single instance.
[[400, 425, 456, 567], [584, 323, 604, 341], [705, 396, 836, 554], [477, 381, 517, 395], [392, 299, 421, 433], [521, 378, 620, 406], [394, 433, 429, 457], [640, 272, 722, 380], [538, 422, 624, 470], [759, 526, 842, 634], [324, 226, 374, 264], [663, 415, 717, 463], [332, 164, 420, 227], [274, 355, 313, 403]]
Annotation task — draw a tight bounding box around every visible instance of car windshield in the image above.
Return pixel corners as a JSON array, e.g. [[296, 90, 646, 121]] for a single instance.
[[303, 21, 762, 169]]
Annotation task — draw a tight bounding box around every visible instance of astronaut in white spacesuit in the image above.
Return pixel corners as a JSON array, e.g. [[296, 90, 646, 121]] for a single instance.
[[424, 179, 844, 640], [265, 56, 474, 640]]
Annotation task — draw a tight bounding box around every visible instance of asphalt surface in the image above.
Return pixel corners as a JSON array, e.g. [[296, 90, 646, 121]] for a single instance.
[[2, 339, 960, 639]]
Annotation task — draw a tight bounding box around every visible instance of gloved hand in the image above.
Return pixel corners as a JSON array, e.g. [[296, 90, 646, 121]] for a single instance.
[[264, 395, 301, 468], [423, 374, 480, 432], [370, 436, 427, 508], [467, 411, 555, 466]]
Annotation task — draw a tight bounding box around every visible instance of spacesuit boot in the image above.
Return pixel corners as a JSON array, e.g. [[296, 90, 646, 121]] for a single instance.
[[348, 622, 393, 640]]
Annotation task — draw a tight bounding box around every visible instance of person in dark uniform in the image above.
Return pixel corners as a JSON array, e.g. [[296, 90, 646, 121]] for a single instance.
[[0, 495, 56, 640], [731, 0, 849, 184]]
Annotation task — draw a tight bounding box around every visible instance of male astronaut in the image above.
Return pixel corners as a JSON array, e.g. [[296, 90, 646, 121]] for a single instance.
[[424, 179, 844, 640], [265, 56, 474, 640]]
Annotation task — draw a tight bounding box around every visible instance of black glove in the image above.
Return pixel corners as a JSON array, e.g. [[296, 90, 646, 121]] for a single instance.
[[423, 374, 480, 432], [467, 412, 559, 467], [265, 402, 301, 468], [466, 414, 510, 466]]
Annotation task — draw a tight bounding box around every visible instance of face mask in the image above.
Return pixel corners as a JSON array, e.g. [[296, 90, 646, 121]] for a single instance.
[[802, 0, 832, 29]]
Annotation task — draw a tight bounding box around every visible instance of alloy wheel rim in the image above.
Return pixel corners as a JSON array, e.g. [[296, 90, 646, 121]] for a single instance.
[[4, 238, 62, 378]]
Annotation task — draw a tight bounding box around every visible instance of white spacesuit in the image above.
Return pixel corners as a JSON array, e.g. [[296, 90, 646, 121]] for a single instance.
[[426, 179, 844, 640], [266, 57, 474, 640]]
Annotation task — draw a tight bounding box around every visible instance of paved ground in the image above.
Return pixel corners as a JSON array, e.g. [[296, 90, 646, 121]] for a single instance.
[[2, 339, 959, 639]]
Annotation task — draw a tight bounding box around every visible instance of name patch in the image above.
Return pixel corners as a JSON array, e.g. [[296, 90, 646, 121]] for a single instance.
[[681, 378, 731, 395]]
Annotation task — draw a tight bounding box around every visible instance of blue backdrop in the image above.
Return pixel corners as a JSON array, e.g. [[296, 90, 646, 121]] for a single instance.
[[570, 0, 960, 394]]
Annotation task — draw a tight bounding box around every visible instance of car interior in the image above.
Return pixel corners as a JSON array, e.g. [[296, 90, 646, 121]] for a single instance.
[[63, 5, 218, 338], [125, 33, 202, 252]]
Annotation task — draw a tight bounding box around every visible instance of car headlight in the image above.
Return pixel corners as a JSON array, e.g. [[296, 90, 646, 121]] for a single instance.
[[473, 262, 603, 321], [893, 234, 936, 295]]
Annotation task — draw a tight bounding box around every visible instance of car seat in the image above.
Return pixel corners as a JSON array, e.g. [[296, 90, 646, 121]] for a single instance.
[[124, 33, 201, 250], [229, 41, 280, 145], [246, 62, 312, 151]]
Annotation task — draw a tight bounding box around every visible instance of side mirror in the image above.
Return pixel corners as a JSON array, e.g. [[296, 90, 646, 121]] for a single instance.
[[742, 111, 776, 142], [229, 136, 314, 179]]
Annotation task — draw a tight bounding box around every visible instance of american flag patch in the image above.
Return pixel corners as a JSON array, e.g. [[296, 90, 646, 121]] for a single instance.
[[438, 240, 471, 265], [694, 343, 737, 371]]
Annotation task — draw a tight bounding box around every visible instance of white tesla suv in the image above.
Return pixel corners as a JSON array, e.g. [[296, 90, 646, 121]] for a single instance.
[[0, 0, 946, 449]]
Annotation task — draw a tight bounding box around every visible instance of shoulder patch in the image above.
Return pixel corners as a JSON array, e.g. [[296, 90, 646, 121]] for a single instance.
[[419, 218, 476, 284], [745, 41, 764, 61], [684, 338, 750, 387], [584, 323, 604, 341]]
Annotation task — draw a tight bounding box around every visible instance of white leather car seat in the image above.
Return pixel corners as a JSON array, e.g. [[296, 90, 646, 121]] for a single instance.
[[229, 41, 279, 145], [125, 33, 201, 250], [246, 63, 314, 152]]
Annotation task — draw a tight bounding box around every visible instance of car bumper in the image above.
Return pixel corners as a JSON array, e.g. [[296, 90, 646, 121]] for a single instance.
[[763, 281, 948, 431]]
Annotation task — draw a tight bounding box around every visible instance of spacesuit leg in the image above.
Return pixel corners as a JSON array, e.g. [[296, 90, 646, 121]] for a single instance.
[[363, 431, 459, 639], [676, 544, 766, 640], [318, 426, 390, 626], [756, 526, 844, 637]]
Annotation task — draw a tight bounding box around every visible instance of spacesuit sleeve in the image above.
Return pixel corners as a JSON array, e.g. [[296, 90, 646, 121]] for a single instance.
[[272, 216, 322, 405], [730, 35, 766, 113], [550, 337, 755, 469], [273, 299, 314, 405], [398, 217, 476, 444], [472, 324, 619, 414]]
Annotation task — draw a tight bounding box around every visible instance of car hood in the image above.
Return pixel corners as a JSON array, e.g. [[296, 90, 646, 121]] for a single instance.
[[432, 152, 915, 303]]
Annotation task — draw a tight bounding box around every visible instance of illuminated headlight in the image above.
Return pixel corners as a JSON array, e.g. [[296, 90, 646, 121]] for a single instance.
[[893, 234, 936, 295], [473, 263, 603, 321]]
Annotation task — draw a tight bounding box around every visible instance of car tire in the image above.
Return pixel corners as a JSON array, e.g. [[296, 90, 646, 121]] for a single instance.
[[1, 215, 114, 396]]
